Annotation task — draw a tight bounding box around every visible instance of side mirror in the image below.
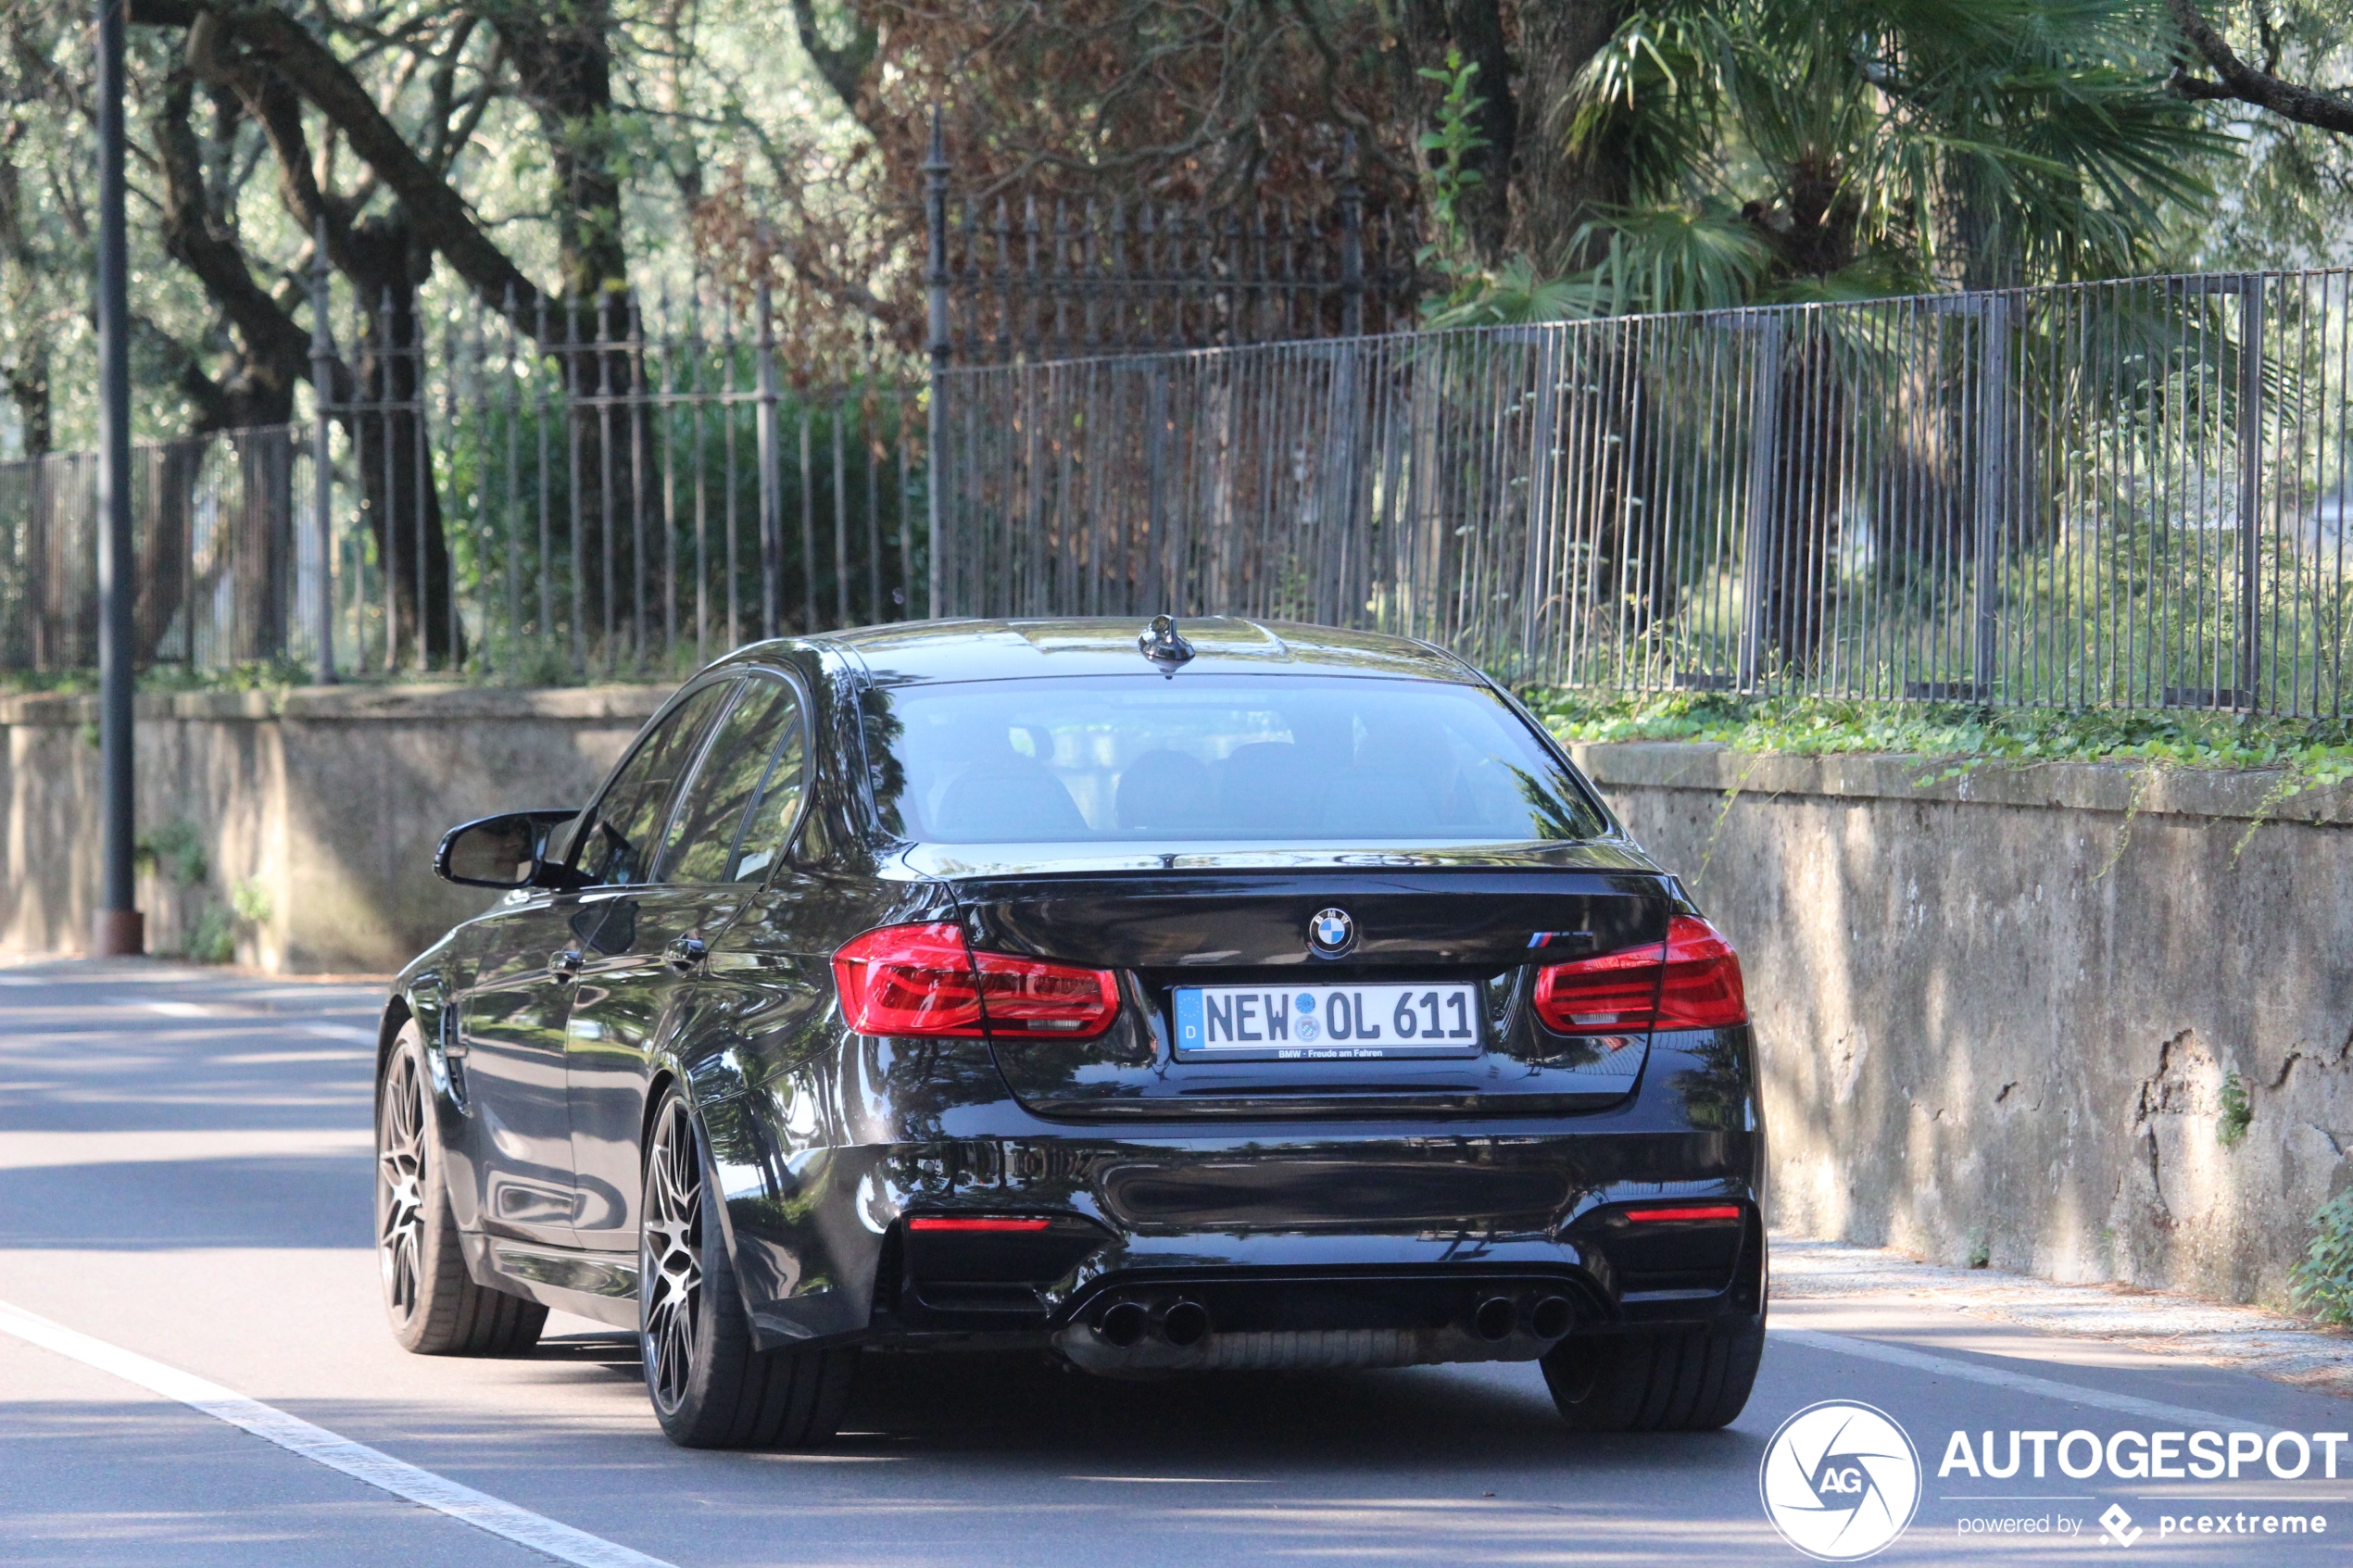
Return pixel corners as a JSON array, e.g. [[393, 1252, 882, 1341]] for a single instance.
[[434, 809, 585, 890]]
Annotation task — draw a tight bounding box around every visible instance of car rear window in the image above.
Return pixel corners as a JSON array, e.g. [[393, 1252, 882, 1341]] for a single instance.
[[864, 674, 1607, 846]]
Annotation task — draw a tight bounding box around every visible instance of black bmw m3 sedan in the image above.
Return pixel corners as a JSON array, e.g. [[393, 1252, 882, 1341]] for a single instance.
[[374, 617, 1767, 1448]]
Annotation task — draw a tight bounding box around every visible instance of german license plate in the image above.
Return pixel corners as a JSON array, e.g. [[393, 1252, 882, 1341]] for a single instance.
[[1172, 982, 1482, 1060]]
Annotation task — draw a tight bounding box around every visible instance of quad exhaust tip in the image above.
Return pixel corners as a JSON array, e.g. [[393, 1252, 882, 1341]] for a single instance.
[[1530, 1295, 1576, 1340], [1473, 1296, 1517, 1342], [1159, 1299, 1210, 1348], [1092, 1297, 1214, 1348], [1096, 1300, 1149, 1348]]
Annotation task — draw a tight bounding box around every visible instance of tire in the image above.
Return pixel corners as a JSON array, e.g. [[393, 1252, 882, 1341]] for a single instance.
[[376, 1020, 548, 1356], [1541, 1312, 1765, 1433], [639, 1086, 856, 1449]]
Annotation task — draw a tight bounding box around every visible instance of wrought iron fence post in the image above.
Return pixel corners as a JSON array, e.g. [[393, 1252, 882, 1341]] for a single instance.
[[1339, 134, 1364, 341], [1738, 313, 1783, 691], [307, 221, 338, 684], [2237, 275, 2265, 707], [925, 107, 950, 619], [1973, 294, 2011, 699], [755, 274, 781, 639]]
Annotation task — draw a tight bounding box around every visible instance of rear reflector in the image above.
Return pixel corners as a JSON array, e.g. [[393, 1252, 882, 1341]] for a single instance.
[[1624, 1204, 1743, 1223], [905, 1216, 1053, 1233], [1531, 914, 1747, 1034], [833, 923, 1120, 1040]]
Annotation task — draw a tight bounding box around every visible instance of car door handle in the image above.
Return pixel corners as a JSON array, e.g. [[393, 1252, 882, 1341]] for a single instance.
[[664, 935, 708, 973], [550, 947, 585, 981]]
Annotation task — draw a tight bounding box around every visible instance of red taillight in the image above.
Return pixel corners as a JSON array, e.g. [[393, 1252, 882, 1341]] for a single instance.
[[972, 950, 1121, 1038], [905, 1216, 1052, 1233], [1532, 915, 1746, 1034], [832, 923, 1120, 1040], [833, 922, 985, 1035], [1624, 1204, 1743, 1223], [1532, 936, 1666, 1033], [1655, 914, 1746, 1029]]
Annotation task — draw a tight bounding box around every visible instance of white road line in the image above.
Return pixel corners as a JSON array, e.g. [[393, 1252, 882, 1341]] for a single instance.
[[301, 1022, 380, 1043], [0, 1300, 679, 1568], [1773, 1325, 2285, 1436], [145, 1000, 210, 1018], [214, 1048, 375, 1065]]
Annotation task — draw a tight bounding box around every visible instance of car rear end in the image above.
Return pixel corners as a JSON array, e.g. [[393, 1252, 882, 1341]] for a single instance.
[[819, 632, 1766, 1386]]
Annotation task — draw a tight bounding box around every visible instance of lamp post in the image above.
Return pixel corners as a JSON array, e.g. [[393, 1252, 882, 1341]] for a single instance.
[[93, 0, 141, 957]]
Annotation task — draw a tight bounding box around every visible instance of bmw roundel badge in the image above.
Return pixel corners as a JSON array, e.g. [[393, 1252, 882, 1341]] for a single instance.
[[1308, 907, 1355, 957]]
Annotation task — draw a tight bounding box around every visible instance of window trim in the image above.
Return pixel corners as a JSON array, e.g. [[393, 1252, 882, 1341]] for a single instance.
[[652, 667, 817, 888], [563, 673, 743, 887]]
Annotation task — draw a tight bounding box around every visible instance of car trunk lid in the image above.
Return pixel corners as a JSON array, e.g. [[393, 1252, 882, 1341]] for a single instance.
[[951, 853, 1674, 1120]]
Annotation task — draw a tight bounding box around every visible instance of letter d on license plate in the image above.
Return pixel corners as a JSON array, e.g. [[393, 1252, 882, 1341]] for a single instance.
[[1172, 982, 1482, 1060]]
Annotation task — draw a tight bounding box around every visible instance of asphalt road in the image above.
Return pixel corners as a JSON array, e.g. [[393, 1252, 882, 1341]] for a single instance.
[[5, 957, 2349, 1567]]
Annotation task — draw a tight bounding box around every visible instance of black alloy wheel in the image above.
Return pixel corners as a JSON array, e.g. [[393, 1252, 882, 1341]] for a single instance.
[[375, 1020, 547, 1355], [638, 1086, 856, 1449], [1540, 1313, 1766, 1432]]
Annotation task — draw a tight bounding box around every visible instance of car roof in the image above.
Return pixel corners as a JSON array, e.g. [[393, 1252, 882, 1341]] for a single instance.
[[771, 617, 1483, 686]]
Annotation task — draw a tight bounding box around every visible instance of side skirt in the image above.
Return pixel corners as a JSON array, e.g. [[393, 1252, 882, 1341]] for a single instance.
[[459, 1231, 641, 1330]]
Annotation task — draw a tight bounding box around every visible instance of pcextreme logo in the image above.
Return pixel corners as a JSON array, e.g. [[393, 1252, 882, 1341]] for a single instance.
[[1759, 1400, 1923, 1561]]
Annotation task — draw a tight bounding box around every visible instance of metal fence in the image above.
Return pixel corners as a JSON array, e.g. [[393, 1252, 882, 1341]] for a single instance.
[[925, 132, 1423, 363], [933, 269, 2353, 715], [0, 293, 926, 682], [0, 427, 323, 673], [13, 268, 2353, 713]]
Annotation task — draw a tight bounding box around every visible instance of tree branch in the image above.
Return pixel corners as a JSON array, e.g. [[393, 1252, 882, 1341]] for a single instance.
[[2166, 0, 2353, 134], [152, 66, 319, 413], [787, 0, 875, 112], [199, 6, 546, 315]]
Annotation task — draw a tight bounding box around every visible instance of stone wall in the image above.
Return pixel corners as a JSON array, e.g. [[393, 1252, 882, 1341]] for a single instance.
[[1571, 743, 2353, 1311], [1, 685, 667, 974]]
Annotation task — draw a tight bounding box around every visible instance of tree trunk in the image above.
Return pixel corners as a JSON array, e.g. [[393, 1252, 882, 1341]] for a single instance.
[[135, 438, 201, 665], [1401, 0, 1517, 265], [492, 6, 657, 659], [4, 344, 49, 458], [1759, 335, 1846, 674], [346, 218, 462, 669], [1511, 0, 1629, 274]]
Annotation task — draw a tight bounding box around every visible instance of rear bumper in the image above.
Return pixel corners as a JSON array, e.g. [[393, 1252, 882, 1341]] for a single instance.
[[887, 1194, 1767, 1369], [714, 1034, 1766, 1362]]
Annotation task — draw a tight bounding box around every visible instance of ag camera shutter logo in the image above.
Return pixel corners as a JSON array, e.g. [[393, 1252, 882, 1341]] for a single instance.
[[1758, 1400, 1922, 1561]]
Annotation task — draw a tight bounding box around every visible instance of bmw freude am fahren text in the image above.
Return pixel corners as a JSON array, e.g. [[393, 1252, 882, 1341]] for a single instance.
[[373, 616, 1766, 1448]]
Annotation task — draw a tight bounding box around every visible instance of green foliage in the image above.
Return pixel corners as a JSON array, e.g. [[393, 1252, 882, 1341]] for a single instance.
[[1416, 50, 1492, 274], [230, 879, 274, 928], [1523, 688, 2353, 797], [135, 822, 208, 887], [1425, 207, 1776, 325], [2216, 1069, 2252, 1148], [1438, 0, 2230, 322], [136, 659, 313, 695], [2291, 1187, 2353, 1326], [184, 905, 236, 966]]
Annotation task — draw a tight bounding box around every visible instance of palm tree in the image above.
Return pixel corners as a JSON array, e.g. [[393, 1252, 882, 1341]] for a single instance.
[[1432, 0, 2223, 320]]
